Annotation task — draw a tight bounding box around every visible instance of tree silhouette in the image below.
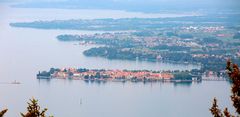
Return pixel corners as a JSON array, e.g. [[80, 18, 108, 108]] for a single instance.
[[210, 98, 223, 117], [210, 59, 240, 116], [0, 109, 8, 117], [20, 98, 48, 117]]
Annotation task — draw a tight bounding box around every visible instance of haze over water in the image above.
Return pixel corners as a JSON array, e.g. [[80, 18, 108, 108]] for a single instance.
[[0, 3, 234, 117]]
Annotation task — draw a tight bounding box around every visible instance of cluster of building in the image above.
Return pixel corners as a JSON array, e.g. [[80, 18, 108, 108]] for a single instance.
[[38, 68, 174, 82], [59, 26, 239, 74], [77, 30, 236, 63], [181, 26, 225, 33]]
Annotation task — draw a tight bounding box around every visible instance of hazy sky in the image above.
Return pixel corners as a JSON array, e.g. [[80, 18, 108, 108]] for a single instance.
[[1, 0, 240, 12]]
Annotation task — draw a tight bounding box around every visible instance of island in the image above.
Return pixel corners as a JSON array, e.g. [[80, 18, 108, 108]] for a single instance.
[[37, 67, 228, 82]]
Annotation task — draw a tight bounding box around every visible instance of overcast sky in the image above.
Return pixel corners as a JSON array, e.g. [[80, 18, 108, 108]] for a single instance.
[[1, 0, 240, 12]]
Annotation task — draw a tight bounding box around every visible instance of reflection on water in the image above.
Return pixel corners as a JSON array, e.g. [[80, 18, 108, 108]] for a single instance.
[[38, 78, 201, 87], [173, 81, 193, 87]]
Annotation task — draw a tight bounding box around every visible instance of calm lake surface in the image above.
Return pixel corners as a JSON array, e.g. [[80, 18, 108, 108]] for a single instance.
[[0, 4, 233, 117]]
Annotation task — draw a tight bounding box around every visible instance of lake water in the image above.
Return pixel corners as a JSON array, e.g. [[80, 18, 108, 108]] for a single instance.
[[0, 4, 234, 117]]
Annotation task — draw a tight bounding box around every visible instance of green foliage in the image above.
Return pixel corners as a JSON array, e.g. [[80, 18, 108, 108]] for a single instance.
[[173, 72, 192, 80], [233, 32, 240, 39], [21, 98, 49, 117], [1, 98, 52, 117]]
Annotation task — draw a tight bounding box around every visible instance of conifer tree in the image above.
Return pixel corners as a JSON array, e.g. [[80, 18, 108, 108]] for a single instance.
[[20, 98, 48, 117], [210, 60, 240, 117]]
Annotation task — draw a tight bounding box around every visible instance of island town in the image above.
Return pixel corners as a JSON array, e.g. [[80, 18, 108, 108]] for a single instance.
[[36, 67, 227, 82]]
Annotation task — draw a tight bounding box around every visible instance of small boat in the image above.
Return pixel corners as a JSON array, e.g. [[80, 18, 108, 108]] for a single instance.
[[11, 80, 21, 84]]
